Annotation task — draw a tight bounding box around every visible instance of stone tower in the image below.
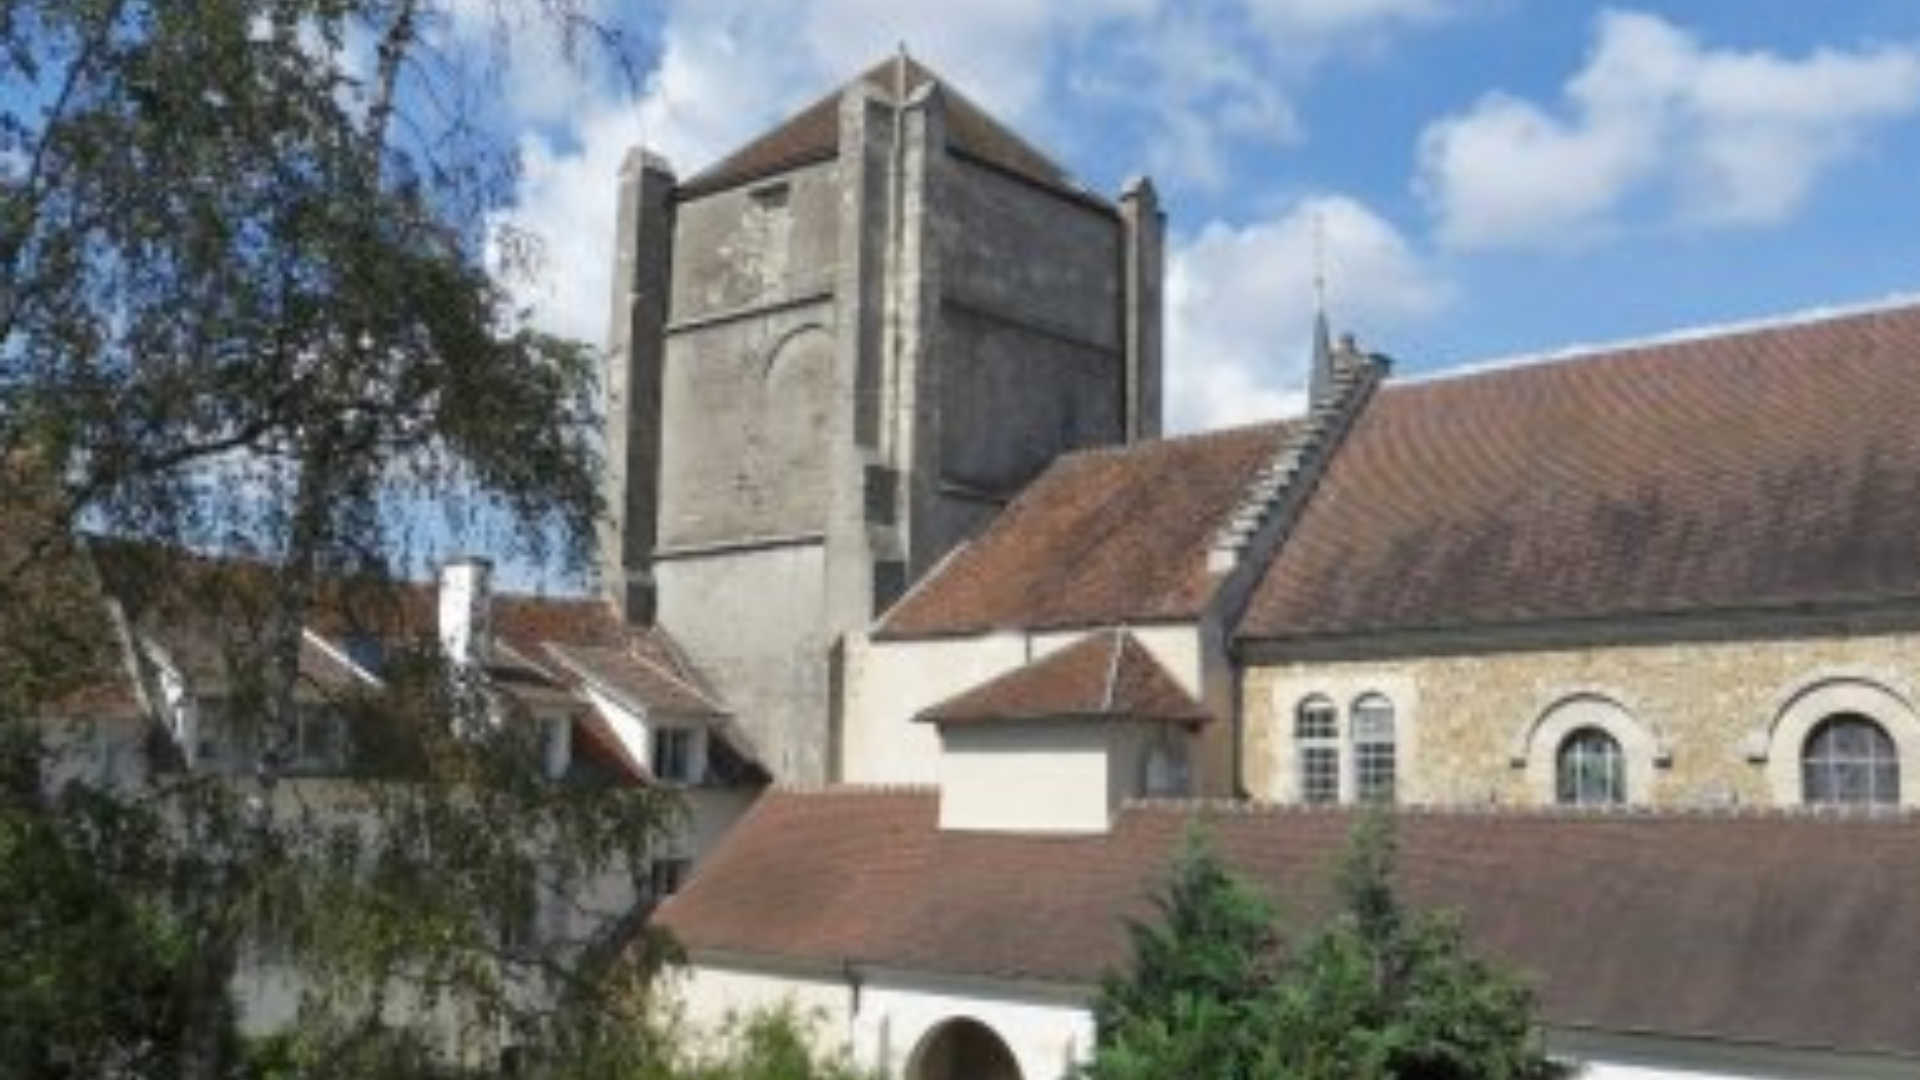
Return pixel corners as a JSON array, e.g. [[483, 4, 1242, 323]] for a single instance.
[[600, 57, 1164, 782]]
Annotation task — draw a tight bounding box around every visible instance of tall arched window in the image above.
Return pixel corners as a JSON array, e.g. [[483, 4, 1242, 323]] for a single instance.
[[1351, 694, 1397, 803], [1556, 727, 1625, 807], [1295, 697, 1339, 804], [1803, 714, 1898, 807]]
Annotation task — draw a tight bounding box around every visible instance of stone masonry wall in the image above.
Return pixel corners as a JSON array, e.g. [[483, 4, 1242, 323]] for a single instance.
[[1245, 626, 1920, 809]]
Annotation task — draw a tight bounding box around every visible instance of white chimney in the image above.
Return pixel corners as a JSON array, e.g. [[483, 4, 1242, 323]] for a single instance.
[[438, 557, 493, 670]]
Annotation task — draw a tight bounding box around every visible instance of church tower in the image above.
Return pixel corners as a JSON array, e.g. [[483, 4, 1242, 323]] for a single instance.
[[600, 57, 1164, 782]]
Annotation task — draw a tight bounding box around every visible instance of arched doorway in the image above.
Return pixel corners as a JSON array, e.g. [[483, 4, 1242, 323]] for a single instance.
[[907, 1017, 1024, 1080]]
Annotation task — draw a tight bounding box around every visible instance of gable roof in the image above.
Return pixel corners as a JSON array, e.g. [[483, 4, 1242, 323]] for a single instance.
[[916, 629, 1209, 726], [879, 421, 1299, 638], [659, 789, 1920, 1059], [679, 56, 1090, 203], [1241, 300, 1920, 648]]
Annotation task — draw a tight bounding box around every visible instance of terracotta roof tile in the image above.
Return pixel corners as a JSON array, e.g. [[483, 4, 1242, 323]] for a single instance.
[[917, 630, 1209, 726], [543, 637, 726, 720], [1242, 301, 1920, 644], [881, 422, 1298, 637], [679, 56, 1091, 203], [659, 790, 1920, 1057]]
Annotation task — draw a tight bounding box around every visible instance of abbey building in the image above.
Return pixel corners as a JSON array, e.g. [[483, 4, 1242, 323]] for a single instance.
[[619, 59, 1920, 1080]]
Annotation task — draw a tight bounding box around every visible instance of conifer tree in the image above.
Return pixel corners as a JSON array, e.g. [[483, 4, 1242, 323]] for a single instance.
[[1084, 826, 1283, 1080]]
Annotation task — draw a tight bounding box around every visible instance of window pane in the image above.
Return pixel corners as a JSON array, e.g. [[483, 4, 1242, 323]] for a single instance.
[[1351, 696, 1395, 802], [1296, 698, 1336, 739], [1300, 746, 1339, 804], [1557, 728, 1624, 807], [1803, 714, 1898, 807]]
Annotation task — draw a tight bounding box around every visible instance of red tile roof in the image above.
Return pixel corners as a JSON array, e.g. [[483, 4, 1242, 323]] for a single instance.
[[1242, 301, 1920, 646], [659, 789, 1920, 1057], [679, 56, 1091, 203], [543, 638, 725, 721], [917, 629, 1209, 726], [880, 422, 1298, 638]]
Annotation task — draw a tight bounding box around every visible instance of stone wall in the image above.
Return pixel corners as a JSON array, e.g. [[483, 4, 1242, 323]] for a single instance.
[[1244, 626, 1920, 808]]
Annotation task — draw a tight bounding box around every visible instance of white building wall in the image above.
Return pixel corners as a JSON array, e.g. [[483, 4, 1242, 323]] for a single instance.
[[675, 959, 1094, 1080], [937, 724, 1116, 833], [839, 624, 1202, 786], [677, 959, 1907, 1080]]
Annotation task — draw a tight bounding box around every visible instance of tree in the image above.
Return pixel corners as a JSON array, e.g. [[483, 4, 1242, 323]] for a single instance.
[[1084, 826, 1285, 1080], [0, 2, 681, 1077], [1262, 812, 1571, 1080], [1085, 816, 1572, 1080]]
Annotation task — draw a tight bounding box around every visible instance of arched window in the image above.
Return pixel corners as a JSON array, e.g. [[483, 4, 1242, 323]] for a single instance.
[[1802, 714, 1898, 807], [1295, 697, 1339, 804], [1351, 694, 1397, 802], [1556, 727, 1625, 807]]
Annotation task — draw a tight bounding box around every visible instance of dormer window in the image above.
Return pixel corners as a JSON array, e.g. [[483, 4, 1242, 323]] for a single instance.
[[650, 726, 703, 785]]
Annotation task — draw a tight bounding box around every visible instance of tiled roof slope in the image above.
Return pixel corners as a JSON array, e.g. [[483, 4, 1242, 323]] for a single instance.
[[917, 630, 1209, 726], [880, 421, 1298, 637], [680, 56, 1086, 201], [659, 789, 1920, 1057], [1242, 301, 1920, 644], [544, 640, 725, 720]]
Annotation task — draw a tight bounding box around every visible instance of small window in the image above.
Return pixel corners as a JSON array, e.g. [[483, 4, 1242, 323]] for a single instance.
[[645, 856, 691, 902], [1296, 697, 1339, 804], [1556, 727, 1625, 807], [650, 727, 699, 785], [1352, 694, 1397, 803], [1803, 714, 1898, 807]]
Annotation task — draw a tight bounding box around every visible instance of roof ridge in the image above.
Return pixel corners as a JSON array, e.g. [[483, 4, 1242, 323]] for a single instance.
[[627, 631, 729, 713], [1100, 626, 1124, 713], [771, 781, 939, 796], [1117, 797, 1920, 823], [1403, 291, 1920, 391]]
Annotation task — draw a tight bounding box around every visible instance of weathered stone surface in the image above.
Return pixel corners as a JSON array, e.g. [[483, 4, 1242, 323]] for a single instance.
[[1245, 626, 1920, 808], [601, 69, 1162, 784]]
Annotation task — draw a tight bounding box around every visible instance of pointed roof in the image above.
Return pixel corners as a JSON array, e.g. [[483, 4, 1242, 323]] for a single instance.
[[915, 629, 1209, 726], [679, 56, 1091, 202]]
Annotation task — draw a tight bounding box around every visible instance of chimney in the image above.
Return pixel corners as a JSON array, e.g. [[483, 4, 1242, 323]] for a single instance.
[[438, 557, 494, 670]]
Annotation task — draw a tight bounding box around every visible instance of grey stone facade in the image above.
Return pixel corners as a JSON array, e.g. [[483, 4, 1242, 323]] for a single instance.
[[600, 61, 1164, 782]]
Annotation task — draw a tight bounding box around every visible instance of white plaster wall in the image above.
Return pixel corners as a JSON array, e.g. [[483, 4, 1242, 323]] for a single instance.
[[938, 724, 1114, 833], [839, 625, 1202, 786], [671, 963, 853, 1049], [675, 959, 1095, 1080], [839, 632, 1030, 784], [859, 976, 1094, 1080]]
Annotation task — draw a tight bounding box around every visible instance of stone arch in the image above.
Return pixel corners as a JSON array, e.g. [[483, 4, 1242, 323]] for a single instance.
[[1515, 693, 1665, 807], [906, 1017, 1025, 1080], [1759, 676, 1920, 807], [753, 323, 833, 516]]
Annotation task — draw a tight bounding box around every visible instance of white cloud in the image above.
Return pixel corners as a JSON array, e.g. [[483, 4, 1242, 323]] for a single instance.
[[484, 0, 1460, 345], [1420, 10, 1920, 250], [1167, 195, 1448, 432]]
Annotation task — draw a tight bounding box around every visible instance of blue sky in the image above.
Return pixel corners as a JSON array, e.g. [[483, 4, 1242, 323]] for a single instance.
[[475, 0, 1920, 432]]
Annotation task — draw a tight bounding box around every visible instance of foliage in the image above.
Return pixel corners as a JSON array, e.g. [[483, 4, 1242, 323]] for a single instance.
[[0, 729, 192, 1080], [0, 2, 685, 1078], [1085, 815, 1573, 1080], [656, 1004, 884, 1080], [1084, 826, 1285, 1080], [1261, 812, 1571, 1080]]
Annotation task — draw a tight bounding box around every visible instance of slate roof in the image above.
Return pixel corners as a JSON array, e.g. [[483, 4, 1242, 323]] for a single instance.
[[916, 629, 1209, 726], [1241, 300, 1920, 647], [658, 788, 1920, 1059], [880, 421, 1299, 638], [679, 56, 1091, 203]]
